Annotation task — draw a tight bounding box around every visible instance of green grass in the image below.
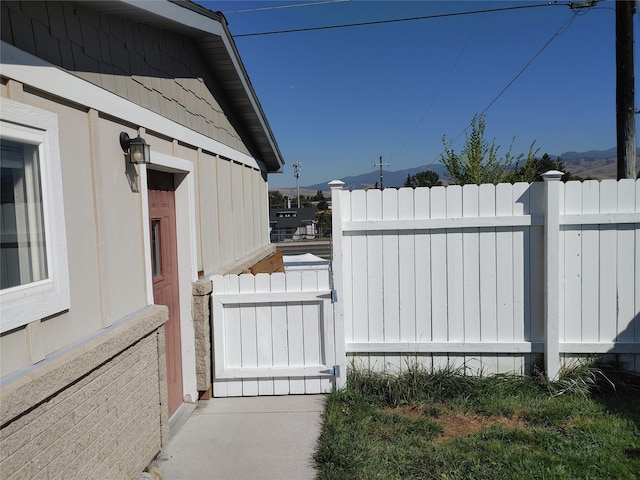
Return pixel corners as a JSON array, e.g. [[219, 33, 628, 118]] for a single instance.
[[314, 362, 640, 480]]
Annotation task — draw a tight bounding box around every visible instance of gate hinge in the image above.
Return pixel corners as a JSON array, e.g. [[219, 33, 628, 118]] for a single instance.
[[331, 289, 338, 303], [331, 365, 341, 377]]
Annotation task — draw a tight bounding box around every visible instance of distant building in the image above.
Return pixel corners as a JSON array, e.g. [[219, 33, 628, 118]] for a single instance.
[[270, 207, 318, 241]]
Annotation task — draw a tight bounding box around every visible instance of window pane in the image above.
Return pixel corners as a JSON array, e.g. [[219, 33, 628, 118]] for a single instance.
[[151, 219, 161, 277], [0, 139, 48, 289]]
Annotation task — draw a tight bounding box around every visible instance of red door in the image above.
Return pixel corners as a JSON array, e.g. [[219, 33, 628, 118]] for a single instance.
[[148, 170, 183, 416]]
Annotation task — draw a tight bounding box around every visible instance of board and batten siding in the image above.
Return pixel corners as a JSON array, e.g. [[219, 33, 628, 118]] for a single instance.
[[330, 178, 640, 376], [198, 152, 269, 275]]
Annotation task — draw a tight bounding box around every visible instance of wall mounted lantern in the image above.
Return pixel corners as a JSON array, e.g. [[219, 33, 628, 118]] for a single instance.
[[120, 132, 150, 164]]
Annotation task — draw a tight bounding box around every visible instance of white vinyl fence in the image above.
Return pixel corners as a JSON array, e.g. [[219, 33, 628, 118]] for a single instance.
[[329, 175, 640, 378], [210, 271, 345, 397]]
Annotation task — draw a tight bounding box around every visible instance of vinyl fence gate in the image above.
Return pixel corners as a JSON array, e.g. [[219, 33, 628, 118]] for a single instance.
[[210, 270, 345, 397]]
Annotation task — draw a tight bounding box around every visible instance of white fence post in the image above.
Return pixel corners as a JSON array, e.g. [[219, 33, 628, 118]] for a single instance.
[[542, 171, 563, 380], [329, 180, 347, 388]]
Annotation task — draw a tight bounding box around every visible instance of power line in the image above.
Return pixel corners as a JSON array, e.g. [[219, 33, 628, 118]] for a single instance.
[[479, 12, 579, 117], [232, 3, 566, 38], [395, 3, 489, 159], [422, 9, 584, 168], [222, 0, 348, 15]]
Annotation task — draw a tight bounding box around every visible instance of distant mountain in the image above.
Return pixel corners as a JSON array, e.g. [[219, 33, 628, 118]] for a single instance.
[[305, 163, 448, 191], [558, 147, 639, 180], [557, 147, 639, 160], [296, 148, 639, 190]]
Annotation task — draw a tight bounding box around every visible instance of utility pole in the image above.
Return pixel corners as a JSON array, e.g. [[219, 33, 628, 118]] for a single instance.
[[372, 156, 390, 190], [616, 1, 636, 179], [293, 162, 301, 208]]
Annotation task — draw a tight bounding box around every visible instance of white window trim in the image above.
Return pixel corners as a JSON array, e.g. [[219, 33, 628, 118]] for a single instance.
[[0, 98, 69, 333]]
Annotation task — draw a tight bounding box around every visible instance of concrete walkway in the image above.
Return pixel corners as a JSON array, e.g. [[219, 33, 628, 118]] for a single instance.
[[153, 395, 326, 480]]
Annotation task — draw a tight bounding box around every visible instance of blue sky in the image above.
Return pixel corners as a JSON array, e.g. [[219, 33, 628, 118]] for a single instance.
[[197, 1, 635, 188]]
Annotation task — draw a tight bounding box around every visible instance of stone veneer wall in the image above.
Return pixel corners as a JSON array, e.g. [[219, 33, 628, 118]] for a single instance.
[[192, 279, 212, 395], [0, 306, 168, 480]]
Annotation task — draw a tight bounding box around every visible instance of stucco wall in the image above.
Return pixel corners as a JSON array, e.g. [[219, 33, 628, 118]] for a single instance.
[[0, 1, 250, 157]]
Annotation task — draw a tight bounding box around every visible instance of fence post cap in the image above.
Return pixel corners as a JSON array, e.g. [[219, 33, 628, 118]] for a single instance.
[[541, 170, 564, 181], [329, 180, 345, 189]]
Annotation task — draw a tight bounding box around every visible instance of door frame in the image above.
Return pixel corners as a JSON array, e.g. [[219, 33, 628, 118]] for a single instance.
[[141, 151, 198, 405]]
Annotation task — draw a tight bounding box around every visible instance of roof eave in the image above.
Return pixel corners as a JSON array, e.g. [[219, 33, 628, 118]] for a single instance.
[[89, 0, 284, 172]]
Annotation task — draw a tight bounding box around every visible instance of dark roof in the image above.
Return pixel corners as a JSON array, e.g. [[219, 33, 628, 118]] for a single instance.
[[88, 0, 284, 172], [269, 207, 317, 229]]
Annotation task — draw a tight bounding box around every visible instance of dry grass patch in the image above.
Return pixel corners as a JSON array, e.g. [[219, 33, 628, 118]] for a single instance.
[[384, 403, 526, 442]]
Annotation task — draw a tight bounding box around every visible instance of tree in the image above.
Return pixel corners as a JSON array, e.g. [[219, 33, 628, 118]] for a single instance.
[[298, 195, 311, 208], [317, 199, 329, 211], [269, 190, 285, 208], [312, 190, 326, 202], [316, 211, 332, 237], [508, 151, 585, 183], [441, 114, 519, 185], [404, 170, 442, 188]]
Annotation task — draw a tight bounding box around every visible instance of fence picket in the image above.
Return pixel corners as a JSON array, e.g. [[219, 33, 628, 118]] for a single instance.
[[399, 188, 416, 343], [270, 273, 290, 395], [617, 180, 636, 376], [529, 183, 545, 343], [512, 183, 529, 353], [431, 187, 448, 341], [479, 184, 497, 342], [446, 186, 464, 343], [223, 274, 243, 397], [599, 180, 618, 341], [238, 274, 259, 396], [414, 187, 431, 342], [382, 189, 400, 343], [351, 191, 369, 343], [581, 181, 600, 342], [564, 182, 583, 343], [255, 273, 274, 395], [367, 190, 384, 346], [463, 184, 480, 343]]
